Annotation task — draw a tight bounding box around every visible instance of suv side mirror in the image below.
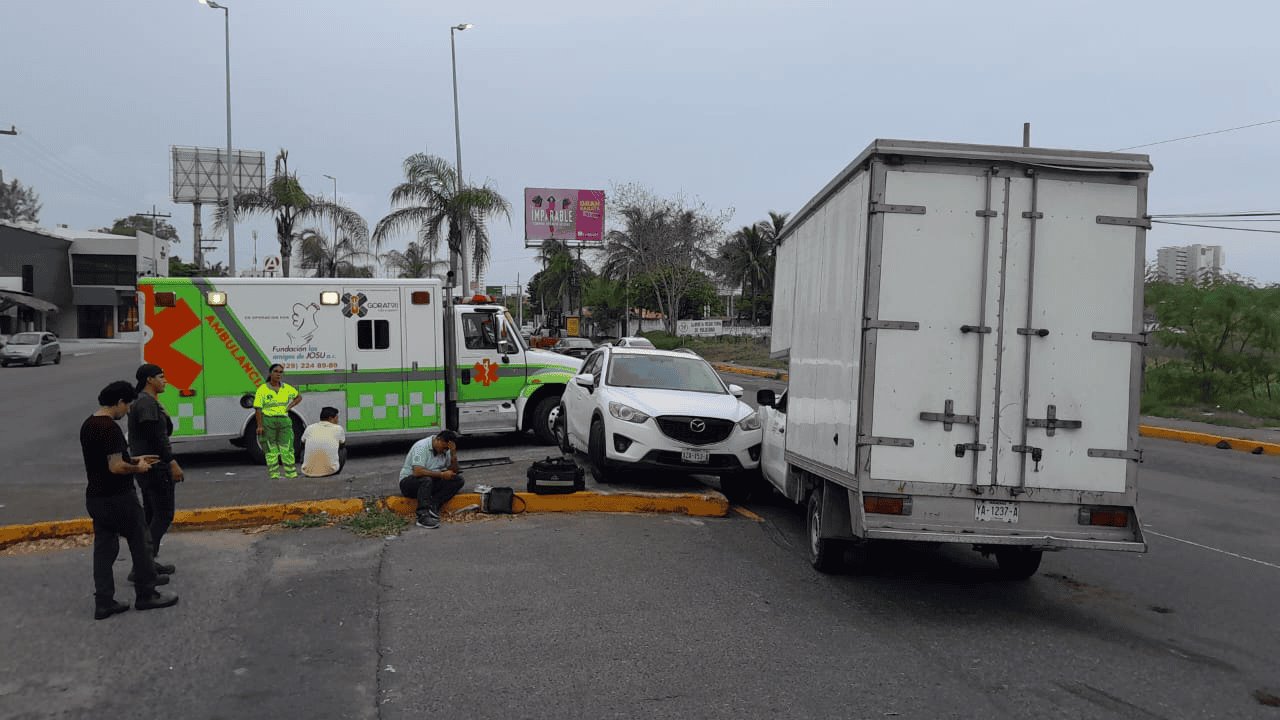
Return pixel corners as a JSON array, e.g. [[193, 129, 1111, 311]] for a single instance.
[[574, 373, 595, 390], [728, 384, 744, 398], [756, 389, 776, 407]]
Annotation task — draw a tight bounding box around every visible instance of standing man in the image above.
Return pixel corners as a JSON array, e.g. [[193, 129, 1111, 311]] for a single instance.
[[80, 380, 179, 619], [398, 429, 462, 529], [130, 364, 184, 573], [254, 363, 302, 479]]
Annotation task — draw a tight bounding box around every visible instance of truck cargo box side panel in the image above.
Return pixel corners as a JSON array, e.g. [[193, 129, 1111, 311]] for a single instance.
[[770, 225, 797, 359], [788, 171, 868, 471], [867, 169, 998, 485], [997, 178, 1139, 493]]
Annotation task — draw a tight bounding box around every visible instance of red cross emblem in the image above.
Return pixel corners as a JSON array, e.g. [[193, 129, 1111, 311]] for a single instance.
[[472, 358, 500, 387]]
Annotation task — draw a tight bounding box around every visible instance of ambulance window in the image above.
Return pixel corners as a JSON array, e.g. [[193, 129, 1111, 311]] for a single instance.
[[357, 319, 390, 350], [462, 313, 498, 350]]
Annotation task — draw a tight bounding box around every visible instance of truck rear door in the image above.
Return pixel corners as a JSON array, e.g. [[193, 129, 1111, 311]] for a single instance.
[[866, 165, 1142, 496]]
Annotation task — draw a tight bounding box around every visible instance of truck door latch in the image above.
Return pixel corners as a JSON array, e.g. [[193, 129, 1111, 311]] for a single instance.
[[954, 442, 987, 458], [1013, 445, 1043, 471]]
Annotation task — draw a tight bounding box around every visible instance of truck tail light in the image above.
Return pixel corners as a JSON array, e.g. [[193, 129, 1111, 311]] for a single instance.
[[864, 494, 912, 516], [1078, 507, 1129, 527]]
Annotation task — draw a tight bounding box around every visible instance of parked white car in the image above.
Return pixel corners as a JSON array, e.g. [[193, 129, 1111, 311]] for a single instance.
[[613, 336, 655, 349], [557, 347, 763, 500], [1, 332, 61, 367]]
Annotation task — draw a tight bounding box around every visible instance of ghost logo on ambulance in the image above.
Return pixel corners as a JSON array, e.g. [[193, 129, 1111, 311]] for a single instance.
[[341, 292, 368, 318]]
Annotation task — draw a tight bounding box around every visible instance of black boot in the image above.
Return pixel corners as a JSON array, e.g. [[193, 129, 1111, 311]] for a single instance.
[[153, 561, 176, 575], [94, 599, 130, 620], [127, 571, 170, 585], [135, 589, 179, 611]]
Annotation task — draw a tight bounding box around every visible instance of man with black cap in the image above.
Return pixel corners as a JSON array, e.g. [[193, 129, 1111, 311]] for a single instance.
[[129, 363, 184, 576]]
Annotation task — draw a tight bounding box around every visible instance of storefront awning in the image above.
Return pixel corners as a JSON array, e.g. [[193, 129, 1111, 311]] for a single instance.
[[0, 289, 59, 314]]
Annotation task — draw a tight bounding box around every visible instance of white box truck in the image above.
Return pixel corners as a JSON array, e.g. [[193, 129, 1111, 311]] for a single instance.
[[759, 139, 1149, 578], [137, 277, 581, 463]]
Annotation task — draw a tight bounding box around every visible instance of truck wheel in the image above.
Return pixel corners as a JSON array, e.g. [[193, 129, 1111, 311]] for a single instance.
[[54, 352, 61, 365], [807, 483, 844, 573], [588, 418, 614, 484], [995, 548, 1043, 580], [531, 395, 561, 445], [555, 404, 573, 454], [243, 420, 266, 466], [719, 472, 760, 505]]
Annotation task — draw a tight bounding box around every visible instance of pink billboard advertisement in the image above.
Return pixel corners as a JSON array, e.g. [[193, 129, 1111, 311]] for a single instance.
[[524, 188, 605, 243]]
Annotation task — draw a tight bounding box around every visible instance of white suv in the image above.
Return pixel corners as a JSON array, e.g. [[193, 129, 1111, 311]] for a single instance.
[[557, 347, 763, 500]]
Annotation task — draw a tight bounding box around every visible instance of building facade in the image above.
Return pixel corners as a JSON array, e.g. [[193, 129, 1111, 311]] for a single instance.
[[1155, 244, 1225, 283]]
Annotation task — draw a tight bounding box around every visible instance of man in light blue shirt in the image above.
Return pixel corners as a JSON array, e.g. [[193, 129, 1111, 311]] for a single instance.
[[398, 430, 462, 529]]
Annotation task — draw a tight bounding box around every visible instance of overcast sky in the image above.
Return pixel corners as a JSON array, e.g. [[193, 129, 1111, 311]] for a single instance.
[[3, 0, 1279, 287]]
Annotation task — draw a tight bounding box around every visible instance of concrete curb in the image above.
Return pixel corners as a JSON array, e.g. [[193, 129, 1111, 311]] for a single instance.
[[0, 492, 729, 550], [1138, 425, 1280, 456], [713, 363, 788, 382]]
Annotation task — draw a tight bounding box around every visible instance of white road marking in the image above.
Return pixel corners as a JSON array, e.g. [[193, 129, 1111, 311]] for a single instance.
[[1146, 529, 1280, 570]]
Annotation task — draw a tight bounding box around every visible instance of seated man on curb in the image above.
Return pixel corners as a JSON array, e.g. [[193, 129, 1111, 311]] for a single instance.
[[398, 429, 462, 529], [301, 406, 346, 478]]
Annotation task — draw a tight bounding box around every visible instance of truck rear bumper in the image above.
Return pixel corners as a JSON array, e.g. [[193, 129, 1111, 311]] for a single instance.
[[863, 527, 1146, 552]]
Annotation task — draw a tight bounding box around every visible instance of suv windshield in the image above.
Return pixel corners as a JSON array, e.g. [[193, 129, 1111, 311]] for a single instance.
[[9, 333, 41, 345], [607, 354, 727, 394]]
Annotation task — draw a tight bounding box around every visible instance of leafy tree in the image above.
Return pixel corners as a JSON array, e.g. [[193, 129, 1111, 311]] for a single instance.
[[372, 153, 510, 292], [0, 170, 41, 222], [295, 226, 374, 278], [598, 184, 728, 334], [100, 215, 180, 242], [382, 241, 448, 279], [582, 276, 627, 336], [168, 256, 201, 277], [213, 149, 367, 277]]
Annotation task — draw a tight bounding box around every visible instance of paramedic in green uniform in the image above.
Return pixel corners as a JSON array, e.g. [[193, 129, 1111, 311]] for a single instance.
[[254, 363, 302, 479]]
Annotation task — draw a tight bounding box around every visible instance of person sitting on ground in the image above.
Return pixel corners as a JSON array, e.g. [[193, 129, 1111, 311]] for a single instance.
[[300, 407, 346, 478], [398, 429, 462, 529]]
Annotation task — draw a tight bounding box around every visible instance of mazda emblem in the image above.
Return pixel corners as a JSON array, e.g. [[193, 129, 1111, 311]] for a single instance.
[[690, 419, 706, 433]]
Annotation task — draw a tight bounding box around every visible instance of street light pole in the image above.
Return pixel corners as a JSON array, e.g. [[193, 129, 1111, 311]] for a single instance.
[[449, 22, 472, 295], [200, 0, 236, 275], [323, 174, 337, 276]]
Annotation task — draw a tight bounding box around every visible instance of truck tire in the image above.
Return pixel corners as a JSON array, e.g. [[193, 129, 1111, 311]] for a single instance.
[[243, 419, 266, 466], [588, 418, 614, 484], [995, 548, 1043, 580], [531, 395, 561, 445], [807, 483, 845, 574]]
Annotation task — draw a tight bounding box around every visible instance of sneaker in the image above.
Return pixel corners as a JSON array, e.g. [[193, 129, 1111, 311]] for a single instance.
[[94, 600, 130, 620], [135, 589, 180, 612], [416, 513, 440, 529], [127, 571, 170, 585]]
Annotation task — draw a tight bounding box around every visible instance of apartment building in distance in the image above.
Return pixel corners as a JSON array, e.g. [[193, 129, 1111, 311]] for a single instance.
[[1155, 244, 1225, 283]]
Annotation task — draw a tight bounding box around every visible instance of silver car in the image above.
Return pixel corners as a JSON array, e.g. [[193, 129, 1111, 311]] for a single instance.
[[1, 332, 61, 367]]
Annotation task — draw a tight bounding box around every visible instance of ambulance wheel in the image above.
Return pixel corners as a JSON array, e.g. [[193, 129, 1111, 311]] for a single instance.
[[807, 483, 845, 574], [243, 420, 266, 465], [995, 548, 1043, 580], [531, 395, 561, 445]]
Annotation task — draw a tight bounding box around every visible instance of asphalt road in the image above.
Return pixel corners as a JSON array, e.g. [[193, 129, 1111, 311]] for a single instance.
[[0, 343, 786, 524]]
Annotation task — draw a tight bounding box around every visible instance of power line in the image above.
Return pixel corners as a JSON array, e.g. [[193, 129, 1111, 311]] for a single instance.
[[1112, 118, 1280, 152], [1151, 220, 1280, 234], [1151, 211, 1280, 219]]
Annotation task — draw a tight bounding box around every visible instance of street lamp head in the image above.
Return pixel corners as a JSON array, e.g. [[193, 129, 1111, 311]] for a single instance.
[[322, 174, 336, 181], [454, 23, 473, 31], [199, 0, 225, 8]]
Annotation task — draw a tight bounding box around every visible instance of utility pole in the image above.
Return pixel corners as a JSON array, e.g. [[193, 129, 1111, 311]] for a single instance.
[[192, 203, 204, 271], [1023, 122, 1031, 148], [137, 206, 172, 276]]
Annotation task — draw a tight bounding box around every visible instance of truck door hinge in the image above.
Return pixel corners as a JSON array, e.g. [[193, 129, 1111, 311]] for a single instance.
[[1017, 327, 1050, 337], [919, 399, 978, 431], [1088, 448, 1143, 462], [858, 435, 915, 448], [1097, 215, 1152, 230], [1025, 404, 1082, 437], [960, 324, 991, 334], [1092, 331, 1147, 345], [864, 319, 920, 331]]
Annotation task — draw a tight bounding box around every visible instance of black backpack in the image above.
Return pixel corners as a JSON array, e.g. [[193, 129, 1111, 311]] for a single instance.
[[526, 456, 586, 494]]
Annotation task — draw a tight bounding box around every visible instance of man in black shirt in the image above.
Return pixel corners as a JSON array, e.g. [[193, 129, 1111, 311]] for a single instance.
[[129, 363, 184, 571], [80, 380, 179, 620]]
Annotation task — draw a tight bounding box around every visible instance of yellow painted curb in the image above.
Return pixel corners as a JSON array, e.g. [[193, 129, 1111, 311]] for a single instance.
[[712, 363, 788, 382], [1138, 425, 1280, 455], [390, 491, 730, 518], [0, 492, 729, 550]]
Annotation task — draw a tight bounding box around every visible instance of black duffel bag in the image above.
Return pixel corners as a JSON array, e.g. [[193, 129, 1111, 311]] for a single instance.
[[526, 455, 585, 494]]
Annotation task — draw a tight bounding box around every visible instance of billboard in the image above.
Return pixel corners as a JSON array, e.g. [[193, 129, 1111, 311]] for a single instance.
[[523, 188, 605, 247], [171, 146, 267, 204]]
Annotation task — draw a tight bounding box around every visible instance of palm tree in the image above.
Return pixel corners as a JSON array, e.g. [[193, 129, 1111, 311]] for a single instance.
[[295, 227, 376, 278], [213, 149, 367, 277], [716, 223, 773, 325], [382, 241, 448, 279], [372, 153, 510, 292]]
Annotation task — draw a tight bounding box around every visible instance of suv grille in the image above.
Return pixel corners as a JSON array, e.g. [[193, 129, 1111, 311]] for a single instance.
[[655, 415, 735, 445]]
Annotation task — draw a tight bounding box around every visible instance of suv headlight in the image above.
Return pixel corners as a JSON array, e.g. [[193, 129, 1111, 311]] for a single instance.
[[737, 412, 761, 431], [608, 402, 650, 424]]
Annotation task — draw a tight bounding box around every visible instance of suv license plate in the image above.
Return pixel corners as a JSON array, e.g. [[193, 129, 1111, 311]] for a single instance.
[[976, 501, 1018, 523], [681, 448, 710, 464]]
